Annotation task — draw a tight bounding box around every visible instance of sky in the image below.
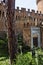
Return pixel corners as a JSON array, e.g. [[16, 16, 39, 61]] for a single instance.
[[0, 0, 37, 10], [15, 0, 37, 10]]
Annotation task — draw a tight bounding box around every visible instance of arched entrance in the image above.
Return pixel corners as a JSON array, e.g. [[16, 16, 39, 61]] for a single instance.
[[31, 27, 40, 48]]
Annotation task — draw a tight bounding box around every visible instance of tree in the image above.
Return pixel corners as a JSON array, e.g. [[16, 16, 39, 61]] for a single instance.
[[7, 0, 17, 64]]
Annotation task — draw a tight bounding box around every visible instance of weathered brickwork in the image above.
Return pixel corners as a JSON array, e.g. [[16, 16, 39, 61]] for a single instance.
[[0, 1, 43, 48], [15, 6, 43, 48], [0, 2, 7, 31]]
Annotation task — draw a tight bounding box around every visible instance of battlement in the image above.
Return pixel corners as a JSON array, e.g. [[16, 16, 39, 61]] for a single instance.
[[15, 7, 43, 20], [0, 2, 43, 20], [16, 7, 42, 14]]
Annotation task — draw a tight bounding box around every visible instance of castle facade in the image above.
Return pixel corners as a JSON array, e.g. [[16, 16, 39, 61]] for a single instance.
[[0, 0, 43, 48]]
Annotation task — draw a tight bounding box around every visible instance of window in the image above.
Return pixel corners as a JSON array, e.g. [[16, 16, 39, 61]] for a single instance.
[[34, 18, 35, 21], [2, 12, 4, 17], [27, 23, 29, 27], [0, 11, 1, 16]]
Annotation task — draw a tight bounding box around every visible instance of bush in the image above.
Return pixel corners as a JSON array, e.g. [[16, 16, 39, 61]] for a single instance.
[[37, 48, 43, 65], [13, 48, 43, 65], [16, 52, 32, 65]]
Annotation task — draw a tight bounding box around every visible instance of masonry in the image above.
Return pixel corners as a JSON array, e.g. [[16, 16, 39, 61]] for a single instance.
[[14, 6, 43, 48], [0, 0, 43, 48]]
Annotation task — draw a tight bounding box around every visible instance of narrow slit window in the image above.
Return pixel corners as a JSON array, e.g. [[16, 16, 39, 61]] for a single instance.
[[0, 11, 1, 16]]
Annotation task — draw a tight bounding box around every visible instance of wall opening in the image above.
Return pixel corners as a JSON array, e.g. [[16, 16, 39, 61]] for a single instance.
[[33, 37, 38, 47]]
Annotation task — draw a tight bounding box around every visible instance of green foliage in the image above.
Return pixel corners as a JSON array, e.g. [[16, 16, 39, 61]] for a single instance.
[[0, 48, 43, 65], [17, 33, 31, 54], [14, 48, 43, 65], [0, 35, 43, 65], [38, 55, 43, 65], [16, 52, 32, 65], [18, 33, 23, 46], [0, 58, 9, 65], [14, 52, 38, 65], [0, 35, 9, 64], [37, 48, 43, 65], [0, 40, 5, 44], [31, 58, 37, 65]]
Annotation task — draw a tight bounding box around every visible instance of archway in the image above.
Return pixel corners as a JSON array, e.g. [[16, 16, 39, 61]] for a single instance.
[[31, 27, 40, 48]]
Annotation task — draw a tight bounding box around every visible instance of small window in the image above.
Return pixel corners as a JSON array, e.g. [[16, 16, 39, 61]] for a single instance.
[[27, 23, 29, 27], [0, 11, 1, 16], [34, 18, 35, 21], [2, 12, 4, 17]]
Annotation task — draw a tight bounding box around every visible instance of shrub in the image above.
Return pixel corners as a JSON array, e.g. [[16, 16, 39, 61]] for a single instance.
[[37, 48, 43, 65], [15, 52, 32, 65]]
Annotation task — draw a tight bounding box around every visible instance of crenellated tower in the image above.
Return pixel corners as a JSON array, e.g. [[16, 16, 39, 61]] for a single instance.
[[37, 0, 43, 13]]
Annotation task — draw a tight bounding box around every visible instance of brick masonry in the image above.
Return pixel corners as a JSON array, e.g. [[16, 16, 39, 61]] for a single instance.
[[0, 1, 43, 48]]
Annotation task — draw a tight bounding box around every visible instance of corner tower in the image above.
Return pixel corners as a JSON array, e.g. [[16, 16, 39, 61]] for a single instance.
[[37, 0, 43, 13]]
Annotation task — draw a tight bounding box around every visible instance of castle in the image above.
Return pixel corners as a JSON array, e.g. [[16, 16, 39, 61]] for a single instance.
[[0, 0, 43, 48]]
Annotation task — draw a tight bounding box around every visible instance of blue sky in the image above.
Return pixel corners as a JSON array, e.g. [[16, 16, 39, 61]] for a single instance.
[[15, 0, 37, 10], [0, 0, 37, 10]]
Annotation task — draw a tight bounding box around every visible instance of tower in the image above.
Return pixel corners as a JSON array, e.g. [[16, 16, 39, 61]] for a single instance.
[[37, 0, 43, 13]]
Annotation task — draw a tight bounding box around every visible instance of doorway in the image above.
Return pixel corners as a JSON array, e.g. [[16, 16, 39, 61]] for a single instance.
[[33, 37, 38, 47], [31, 27, 40, 48]]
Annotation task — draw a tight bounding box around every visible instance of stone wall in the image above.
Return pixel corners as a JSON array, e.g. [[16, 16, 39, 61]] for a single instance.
[[0, 2, 7, 31], [0, 2, 43, 48]]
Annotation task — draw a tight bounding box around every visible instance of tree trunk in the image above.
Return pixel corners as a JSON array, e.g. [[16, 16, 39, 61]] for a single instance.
[[7, 0, 17, 64]]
